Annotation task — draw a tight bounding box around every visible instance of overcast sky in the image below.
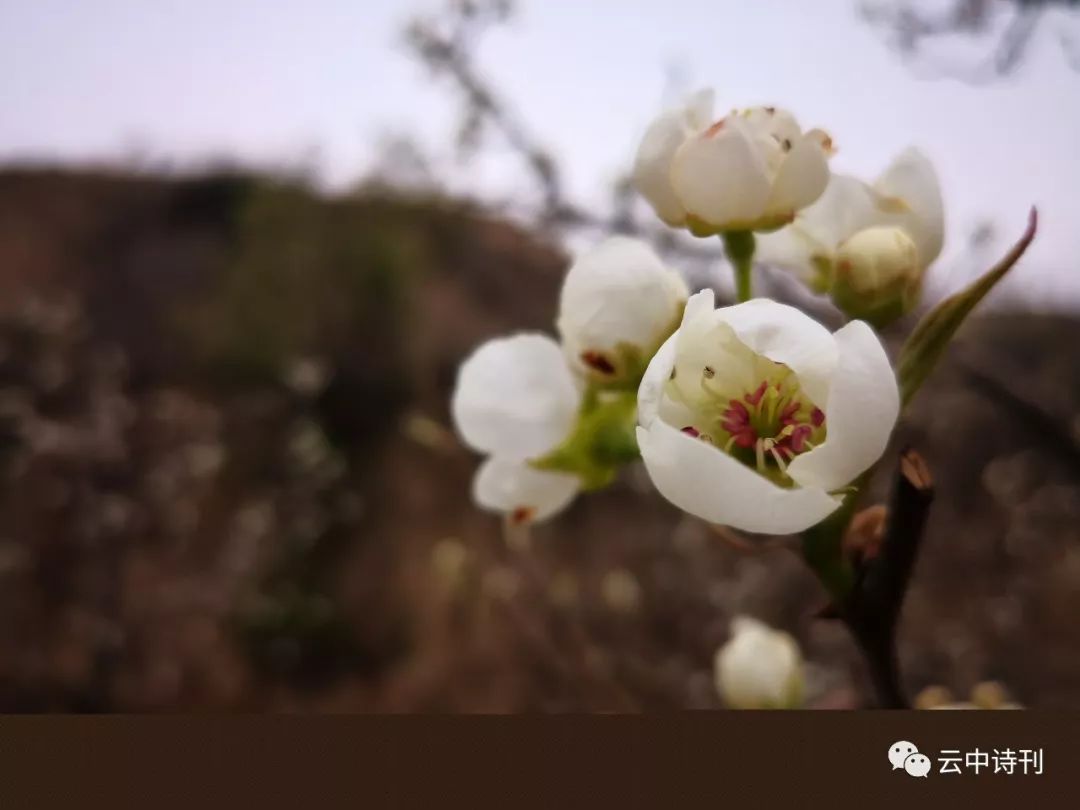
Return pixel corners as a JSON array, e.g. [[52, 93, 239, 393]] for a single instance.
[[2, 0, 1078, 306]]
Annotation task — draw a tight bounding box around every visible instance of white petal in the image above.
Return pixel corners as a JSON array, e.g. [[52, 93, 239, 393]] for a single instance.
[[714, 299, 838, 409], [451, 333, 581, 460], [683, 88, 716, 129], [557, 236, 688, 361], [740, 107, 802, 145], [632, 91, 714, 228], [754, 223, 826, 284], [874, 147, 945, 266], [786, 320, 899, 492], [764, 131, 831, 219], [790, 173, 883, 250], [666, 290, 762, 407], [473, 457, 579, 522], [639, 290, 748, 421], [670, 119, 772, 229], [637, 420, 841, 534], [681, 287, 717, 325], [637, 330, 678, 429], [633, 110, 690, 226]]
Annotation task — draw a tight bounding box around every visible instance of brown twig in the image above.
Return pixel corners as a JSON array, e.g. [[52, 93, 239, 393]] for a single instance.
[[842, 450, 934, 709]]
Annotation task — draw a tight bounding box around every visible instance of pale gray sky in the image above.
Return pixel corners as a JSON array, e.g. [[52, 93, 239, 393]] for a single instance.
[[2, 0, 1078, 305]]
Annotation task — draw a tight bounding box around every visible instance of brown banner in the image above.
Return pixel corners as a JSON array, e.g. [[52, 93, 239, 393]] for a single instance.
[[0, 712, 1076, 808]]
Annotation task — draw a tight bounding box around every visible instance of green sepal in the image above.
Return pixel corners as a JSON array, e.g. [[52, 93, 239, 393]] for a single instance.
[[897, 209, 1037, 409], [830, 275, 919, 330], [531, 388, 639, 490]]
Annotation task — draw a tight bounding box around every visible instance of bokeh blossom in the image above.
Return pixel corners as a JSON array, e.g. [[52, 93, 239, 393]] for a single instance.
[[714, 616, 804, 709]]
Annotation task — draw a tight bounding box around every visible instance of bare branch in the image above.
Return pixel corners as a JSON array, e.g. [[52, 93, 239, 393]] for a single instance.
[[843, 450, 935, 708], [401, 0, 741, 279], [861, 0, 1080, 80]]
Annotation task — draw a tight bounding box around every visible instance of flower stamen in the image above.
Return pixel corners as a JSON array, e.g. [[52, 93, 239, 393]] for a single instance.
[[694, 369, 828, 485], [581, 351, 616, 375]]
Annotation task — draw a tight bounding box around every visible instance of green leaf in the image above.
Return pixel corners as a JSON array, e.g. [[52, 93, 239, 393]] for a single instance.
[[897, 208, 1037, 409]]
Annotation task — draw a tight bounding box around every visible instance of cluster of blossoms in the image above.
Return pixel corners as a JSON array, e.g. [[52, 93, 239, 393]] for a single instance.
[[452, 237, 688, 524], [449, 85, 1040, 711], [453, 88, 947, 536]]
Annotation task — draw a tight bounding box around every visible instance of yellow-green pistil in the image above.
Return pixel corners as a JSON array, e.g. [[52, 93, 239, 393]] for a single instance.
[[675, 362, 826, 486]]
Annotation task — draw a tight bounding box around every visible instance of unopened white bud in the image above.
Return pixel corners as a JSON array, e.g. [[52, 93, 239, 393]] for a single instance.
[[714, 616, 804, 709]]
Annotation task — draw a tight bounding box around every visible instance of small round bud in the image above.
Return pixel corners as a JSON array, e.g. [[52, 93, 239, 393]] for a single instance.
[[830, 225, 922, 327], [714, 616, 804, 709], [914, 684, 955, 710], [970, 680, 1011, 709]]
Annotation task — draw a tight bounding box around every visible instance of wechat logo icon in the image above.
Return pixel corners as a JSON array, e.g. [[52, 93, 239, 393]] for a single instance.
[[889, 741, 930, 777]]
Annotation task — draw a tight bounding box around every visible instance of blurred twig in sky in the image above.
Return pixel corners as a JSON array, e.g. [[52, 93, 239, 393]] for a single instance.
[[401, 0, 727, 273], [860, 0, 1080, 81], [405, 0, 563, 222]]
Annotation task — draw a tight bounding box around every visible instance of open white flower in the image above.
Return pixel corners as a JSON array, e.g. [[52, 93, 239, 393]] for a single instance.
[[557, 236, 688, 383], [757, 147, 944, 316], [472, 456, 579, 525], [636, 290, 899, 534], [633, 89, 833, 236], [714, 616, 804, 709], [452, 333, 582, 523]]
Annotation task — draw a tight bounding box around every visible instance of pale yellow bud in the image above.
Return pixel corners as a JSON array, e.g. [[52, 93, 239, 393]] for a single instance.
[[837, 226, 920, 289], [914, 685, 955, 710], [970, 681, 1011, 709], [830, 225, 923, 327]]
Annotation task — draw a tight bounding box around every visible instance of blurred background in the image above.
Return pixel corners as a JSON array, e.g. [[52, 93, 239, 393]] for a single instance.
[[0, 0, 1078, 711]]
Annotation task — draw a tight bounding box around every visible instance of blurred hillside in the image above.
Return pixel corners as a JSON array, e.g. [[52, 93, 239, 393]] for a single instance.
[[0, 167, 1078, 711]]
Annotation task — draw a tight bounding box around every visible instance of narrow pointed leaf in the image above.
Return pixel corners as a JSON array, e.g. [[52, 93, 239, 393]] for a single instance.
[[897, 208, 1037, 409]]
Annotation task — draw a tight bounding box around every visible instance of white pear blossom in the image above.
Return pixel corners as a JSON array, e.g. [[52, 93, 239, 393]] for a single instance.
[[636, 290, 899, 534], [633, 89, 834, 235], [472, 456, 579, 524], [714, 616, 804, 709], [557, 236, 688, 382], [452, 333, 582, 523], [757, 147, 944, 298]]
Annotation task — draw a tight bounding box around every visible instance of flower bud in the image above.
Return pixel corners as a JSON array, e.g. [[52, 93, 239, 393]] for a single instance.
[[757, 147, 945, 327], [913, 684, 955, 710], [830, 225, 922, 327], [970, 681, 1019, 710], [714, 616, 804, 709], [557, 237, 687, 386]]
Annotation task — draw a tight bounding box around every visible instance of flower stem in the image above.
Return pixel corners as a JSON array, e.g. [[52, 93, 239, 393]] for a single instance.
[[801, 499, 857, 604], [722, 230, 756, 303]]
